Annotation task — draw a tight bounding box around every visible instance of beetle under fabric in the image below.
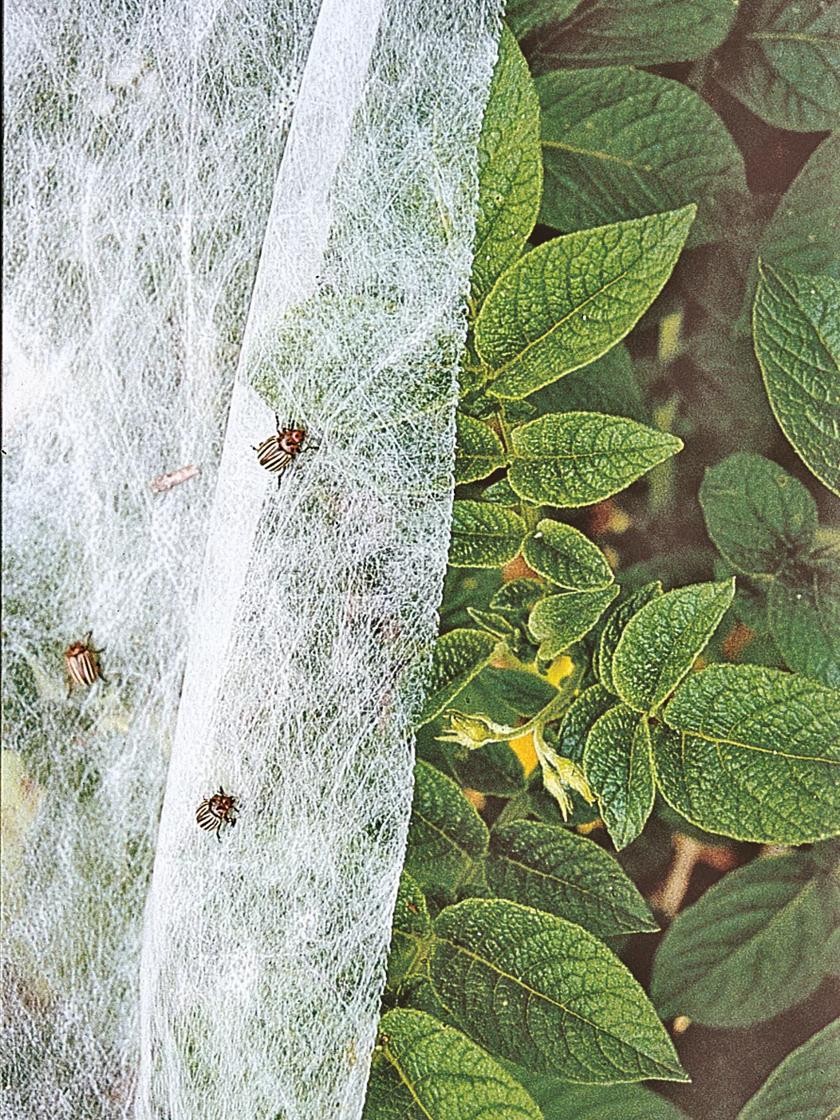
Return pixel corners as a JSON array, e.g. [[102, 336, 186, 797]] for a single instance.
[[2, 1, 501, 1117]]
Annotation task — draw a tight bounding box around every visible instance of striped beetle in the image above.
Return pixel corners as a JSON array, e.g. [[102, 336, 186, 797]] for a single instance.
[[196, 786, 239, 839], [253, 415, 316, 484], [64, 631, 107, 695]]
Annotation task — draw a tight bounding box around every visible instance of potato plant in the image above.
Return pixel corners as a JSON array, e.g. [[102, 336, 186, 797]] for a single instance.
[[366, 11, 840, 1119]]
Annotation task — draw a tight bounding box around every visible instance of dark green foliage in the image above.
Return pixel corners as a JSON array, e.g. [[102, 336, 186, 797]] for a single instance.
[[737, 1018, 840, 1120], [404, 762, 489, 897], [652, 850, 840, 1027], [368, 12, 840, 1118]]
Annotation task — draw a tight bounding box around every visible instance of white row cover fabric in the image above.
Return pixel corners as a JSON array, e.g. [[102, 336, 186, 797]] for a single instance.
[[2, 1, 501, 1116]]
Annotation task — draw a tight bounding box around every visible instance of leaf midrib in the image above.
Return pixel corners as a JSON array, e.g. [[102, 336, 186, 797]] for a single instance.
[[748, 30, 840, 46], [455, 526, 522, 543], [381, 1047, 436, 1120], [513, 436, 675, 463], [414, 809, 484, 863], [673, 728, 840, 767], [541, 137, 651, 172]]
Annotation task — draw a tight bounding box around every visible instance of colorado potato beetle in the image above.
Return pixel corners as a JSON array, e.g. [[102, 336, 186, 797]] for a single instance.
[[195, 787, 239, 839], [64, 631, 107, 695], [253, 415, 316, 484]]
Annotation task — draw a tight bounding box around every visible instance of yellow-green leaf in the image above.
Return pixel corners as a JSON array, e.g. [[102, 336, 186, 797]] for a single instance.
[[612, 579, 735, 713], [487, 819, 657, 936], [584, 706, 655, 850], [523, 519, 614, 590], [454, 412, 506, 484], [509, 411, 682, 507], [449, 500, 526, 568], [472, 26, 542, 309], [387, 873, 432, 991], [417, 628, 497, 726], [529, 585, 618, 660], [594, 582, 663, 694], [365, 1009, 541, 1120], [476, 207, 695, 400], [405, 761, 489, 896], [657, 664, 840, 844], [430, 898, 687, 1082]]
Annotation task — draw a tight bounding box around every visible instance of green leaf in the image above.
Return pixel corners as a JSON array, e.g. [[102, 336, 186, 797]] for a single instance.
[[482, 477, 521, 505], [490, 577, 546, 618], [519, 1075, 691, 1120], [530, 343, 646, 422], [699, 453, 818, 576], [658, 664, 840, 843], [417, 628, 498, 727], [456, 665, 557, 724], [454, 413, 506, 484], [555, 683, 616, 765], [505, 0, 581, 40], [715, 0, 840, 132], [529, 586, 619, 660], [737, 1018, 840, 1120], [523, 519, 614, 591], [466, 607, 516, 641], [449, 500, 527, 569], [476, 207, 695, 400], [441, 568, 503, 631], [487, 820, 657, 937], [537, 66, 745, 247], [594, 582, 663, 695], [509, 411, 683, 507], [405, 761, 489, 896], [451, 740, 526, 798], [430, 898, 687, 1082], [768, 562, 840, 688], [612, 579, 736, 713], [472, 26, 542, 309], [759, 135, 840, 280], [525, 0, 736, 69], [387, 873, 432, 991], [754, 264, 840, 497], [651, 852, 840, 1029], [365, 1009, 542, 1120], [583, 706, 655, 850]]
